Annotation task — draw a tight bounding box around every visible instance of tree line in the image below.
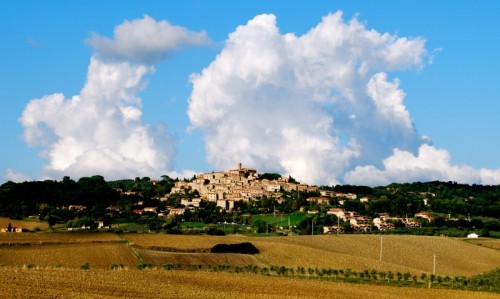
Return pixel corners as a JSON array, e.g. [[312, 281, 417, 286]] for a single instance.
[[0, 176, 498, 236]]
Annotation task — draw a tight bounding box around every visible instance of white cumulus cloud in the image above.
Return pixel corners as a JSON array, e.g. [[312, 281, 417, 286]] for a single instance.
[[188, 12, 428, 185], [3, 169, 32, 183], [19, 15, 208, 180], [345, 144, 500, 185], [87, 14, 210, 64]]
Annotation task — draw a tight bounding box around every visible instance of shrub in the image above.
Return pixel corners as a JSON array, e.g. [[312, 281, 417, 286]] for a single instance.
[[80, 262, 90, 270], [210, 242, 259, 254], [206, 226, 226, 236], [190, 263, 202, 271], [216, 263, 230, 271], [163, 263, 173, 270], [137, 263, 153, 270], [387, 271, 394, 280], [110, 263, 124, 270]]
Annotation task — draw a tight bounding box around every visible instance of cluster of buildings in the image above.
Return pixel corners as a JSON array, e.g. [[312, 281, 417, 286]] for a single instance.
[[322, 208, 429, 233], [53, 165, 442, 233], [0, 226, 23, 233], [164, 164, 435, 233], [169, 163, 318, 210]]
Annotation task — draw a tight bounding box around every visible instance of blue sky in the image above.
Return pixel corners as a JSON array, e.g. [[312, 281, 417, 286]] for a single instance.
[[1, 1, 499, 186]]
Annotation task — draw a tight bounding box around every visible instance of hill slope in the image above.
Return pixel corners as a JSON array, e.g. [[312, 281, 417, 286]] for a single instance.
[[125, 234, 500, 276]]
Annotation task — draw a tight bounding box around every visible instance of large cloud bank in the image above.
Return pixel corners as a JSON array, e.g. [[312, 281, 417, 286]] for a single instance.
[[188, 12, 500, 186], [19, 15, 209, 180]]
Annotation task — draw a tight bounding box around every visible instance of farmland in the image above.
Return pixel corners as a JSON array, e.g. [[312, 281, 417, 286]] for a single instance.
[[0, 268, 498, 299], [124, 234, 500, 277], [0, 243, 136, 268], [1, 233, 497, 276], [0, 231, 121, 245], [466, 238, 500, 250], [0, 233, 135, 268], [0, 233, 499, 297]]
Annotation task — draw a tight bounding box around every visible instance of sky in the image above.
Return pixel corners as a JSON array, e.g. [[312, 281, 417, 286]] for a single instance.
[[1, 1, 500, 186]]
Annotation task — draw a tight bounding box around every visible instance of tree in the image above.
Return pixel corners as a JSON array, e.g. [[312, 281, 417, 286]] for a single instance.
[[332, 269, 339, 280], [259, 173, 281, 181], [363, 269, 370, 279], [45, 215, 57, 227], [444, 276, 451, 285], [437, 275, 443, 285], [429, 274, 436, 286], [7, 222, 12, 232]]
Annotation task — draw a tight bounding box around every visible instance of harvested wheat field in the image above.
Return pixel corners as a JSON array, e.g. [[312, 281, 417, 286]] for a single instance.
[[0, 243, 137, 268], [466, 238, 500, 250], [0, 233, 134, 268], [0, 232, 122, 245], [126, 234, 500, 277], [125, 233, 241, 250], [0, 268, 496, 299], [1, 233, 498, 276], [138, 248, 267, 268]]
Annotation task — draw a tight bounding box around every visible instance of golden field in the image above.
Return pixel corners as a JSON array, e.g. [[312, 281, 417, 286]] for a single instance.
[[466, 238, 500, 250], [0, 233, 499, 297], [0, 233, 133, 269], [137, 248, 267, 268], [0, 268, 497, 299], [0, 233, 499, 275], [0, 231, 122, 245], [125, 234, 500, 277], [0, 243, 137, 268]]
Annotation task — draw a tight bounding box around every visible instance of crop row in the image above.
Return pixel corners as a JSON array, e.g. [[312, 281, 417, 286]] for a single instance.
[[8, 262, 497, 293]]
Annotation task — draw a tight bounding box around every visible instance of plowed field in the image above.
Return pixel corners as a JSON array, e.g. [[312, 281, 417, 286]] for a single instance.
[[1, 268, 497, 299]]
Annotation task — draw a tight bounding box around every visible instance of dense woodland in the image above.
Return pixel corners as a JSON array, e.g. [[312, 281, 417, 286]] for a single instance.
[[0, 175, 498, 236]]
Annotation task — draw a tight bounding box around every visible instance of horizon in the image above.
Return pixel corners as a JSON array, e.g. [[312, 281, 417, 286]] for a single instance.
[[3, 163, 499, 188], [1, 1, 500, 187]]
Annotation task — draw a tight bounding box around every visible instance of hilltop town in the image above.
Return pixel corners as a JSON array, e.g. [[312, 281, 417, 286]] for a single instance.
[[0, 163, 498, 237], [170, 163, 318, 210], [164, 163, 431, 233]]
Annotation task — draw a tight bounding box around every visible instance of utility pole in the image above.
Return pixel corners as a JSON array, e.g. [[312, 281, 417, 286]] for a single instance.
[[433, 253, 436, 275], [380, 236, 383, 262]]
